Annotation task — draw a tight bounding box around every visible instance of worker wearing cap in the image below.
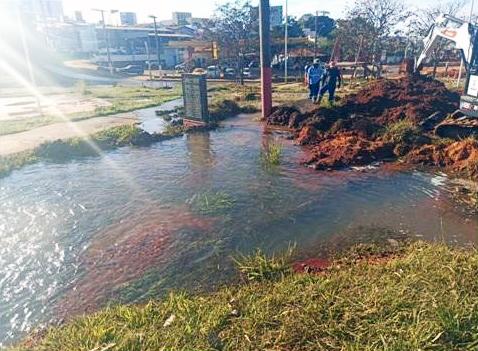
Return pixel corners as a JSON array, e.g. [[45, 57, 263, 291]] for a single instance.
[[307, 58, 325, 103], [319, 61, 342, 104]]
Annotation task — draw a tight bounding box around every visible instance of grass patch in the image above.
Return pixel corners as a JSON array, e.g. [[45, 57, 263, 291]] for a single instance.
[[187, 191, 235, 215], [260, 140, 283, 166], [233, 245, 294, 282], [0, 150, 38, 177], [16, 242, 478, 350], [382, 119, 421, 144]]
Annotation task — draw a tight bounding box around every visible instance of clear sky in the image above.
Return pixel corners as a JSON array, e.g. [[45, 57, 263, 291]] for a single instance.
[[62, 0, 461, 24]]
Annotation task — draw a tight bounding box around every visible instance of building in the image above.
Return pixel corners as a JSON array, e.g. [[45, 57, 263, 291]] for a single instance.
[[20, 0, 64, 22], [74, 11, 84, 23], [43, 22, 98, 53], [172, 12, 192, 26], [93, 26, 193, 68], [250, 5, 283, 28], [120, 12, 137, 26]]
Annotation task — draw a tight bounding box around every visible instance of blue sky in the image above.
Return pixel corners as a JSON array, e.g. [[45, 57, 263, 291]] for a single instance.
[[63, 0, 461, 24]]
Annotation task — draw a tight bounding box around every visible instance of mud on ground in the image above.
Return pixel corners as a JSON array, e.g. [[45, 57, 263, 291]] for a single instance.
[[267, 75, 478, 182]]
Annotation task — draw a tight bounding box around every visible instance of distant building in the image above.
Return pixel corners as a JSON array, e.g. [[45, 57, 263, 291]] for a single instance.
[[120, 12, 137, 26], [74, 11, 84, 23], [20, 0, 64, 22], [172, 12, 192, 26], [44, 22, 98, 53], [250, 5, 283, 28]]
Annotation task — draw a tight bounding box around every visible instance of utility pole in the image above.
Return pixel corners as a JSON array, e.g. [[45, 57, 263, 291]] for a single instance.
[[284, 0, 288, 83], [93, 9, 113, 75], [145, 41, 153, 81], [149, 15, 162, 77], [314, 11, 318, 58], [259, 0, 272, 118]]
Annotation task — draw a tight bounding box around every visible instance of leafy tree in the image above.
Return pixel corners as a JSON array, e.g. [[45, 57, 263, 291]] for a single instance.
[[335, 17, 375, 62], [347, 0, 409, 63], [208, 0, 258, 66], [302, 15, 336, 37]]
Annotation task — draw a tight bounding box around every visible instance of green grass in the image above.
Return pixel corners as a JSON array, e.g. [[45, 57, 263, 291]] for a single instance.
[[260, 140, 283, 166], [382, 119, 421, 145], [188, 191, 235, 215], [233, 245, 295, 282], [0, 150, 38, 176], [15, 242, 478, 351]]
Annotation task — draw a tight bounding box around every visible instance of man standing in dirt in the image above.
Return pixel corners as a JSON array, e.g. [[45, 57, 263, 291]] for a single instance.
[[319, 61, 342, 104], [307, 59, 324, 103]]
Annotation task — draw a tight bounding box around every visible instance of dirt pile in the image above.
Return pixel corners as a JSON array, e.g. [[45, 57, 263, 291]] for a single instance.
[[303, 132, 394, 170], [268, 76, 478, 179], [407, 139, 478, 179], [268, 76, 459, 130]]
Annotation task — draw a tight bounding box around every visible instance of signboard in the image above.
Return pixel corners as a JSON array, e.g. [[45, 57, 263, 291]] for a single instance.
[[182, 74, 209, 124], [468, 75, 478, 97]]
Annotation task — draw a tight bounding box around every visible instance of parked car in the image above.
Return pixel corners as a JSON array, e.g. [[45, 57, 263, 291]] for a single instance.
[[206, 65, 221, 79], [223, 68, 236, 80], [192, 68, 207, 75], [243, 67, 254, 79], [175, 63, 187, 73], [116, 65, 144, 75]]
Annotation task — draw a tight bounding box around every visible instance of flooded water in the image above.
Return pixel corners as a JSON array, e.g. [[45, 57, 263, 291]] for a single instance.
[[1, 114, 477, 346]]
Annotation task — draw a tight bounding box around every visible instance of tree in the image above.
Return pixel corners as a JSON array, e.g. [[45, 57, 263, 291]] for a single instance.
[[302, 15, 336, 37], [347, 0, 409, 63], [409, 0, 466, 76], [271, 16, 304, 38], [335, 17, 375, 62], [209, 0, 258, 67]]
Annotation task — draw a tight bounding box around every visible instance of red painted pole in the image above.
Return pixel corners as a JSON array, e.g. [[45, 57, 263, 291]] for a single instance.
[[259, 0, 272, 119]]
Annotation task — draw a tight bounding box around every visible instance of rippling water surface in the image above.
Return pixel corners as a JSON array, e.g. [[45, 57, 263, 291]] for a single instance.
[[1, 114, 477, 345]]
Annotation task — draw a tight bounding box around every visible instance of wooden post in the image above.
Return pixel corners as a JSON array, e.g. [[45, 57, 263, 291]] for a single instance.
[[259, 0, 272, 119]]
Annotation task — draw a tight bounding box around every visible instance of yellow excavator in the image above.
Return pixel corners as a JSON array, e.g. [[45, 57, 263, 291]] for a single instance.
[[415, 13, 478, 139]]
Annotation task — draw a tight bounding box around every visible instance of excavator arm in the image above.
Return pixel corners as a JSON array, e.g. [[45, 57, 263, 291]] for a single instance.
[[416, 14, 475, 71]]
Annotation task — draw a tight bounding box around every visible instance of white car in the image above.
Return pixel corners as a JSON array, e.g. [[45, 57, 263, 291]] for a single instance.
[[207, 66, 221, 79]]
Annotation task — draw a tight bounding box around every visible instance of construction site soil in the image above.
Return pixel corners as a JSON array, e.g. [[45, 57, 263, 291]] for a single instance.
[[267, 76, 478, 181]]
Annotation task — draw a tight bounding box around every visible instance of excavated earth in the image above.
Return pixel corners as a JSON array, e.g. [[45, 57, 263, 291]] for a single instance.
[[267, 76, 478, 181]]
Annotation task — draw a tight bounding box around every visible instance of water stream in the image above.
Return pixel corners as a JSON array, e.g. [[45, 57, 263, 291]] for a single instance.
[[0, 113, 477, 346]]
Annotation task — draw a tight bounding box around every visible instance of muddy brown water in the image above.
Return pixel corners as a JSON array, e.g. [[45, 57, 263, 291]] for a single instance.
[[0, 113, 477, 346]]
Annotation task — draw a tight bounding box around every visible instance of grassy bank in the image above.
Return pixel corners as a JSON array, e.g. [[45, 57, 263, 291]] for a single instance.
[[0, 85, 181, 136], [0, 124, 183, 177], [16, 242, 478, 351]]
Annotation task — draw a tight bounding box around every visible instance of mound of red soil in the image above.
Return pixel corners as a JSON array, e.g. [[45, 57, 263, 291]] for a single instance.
[[303, 132, 395, 170], [343, 76, 459, 125], [268, 76, 459, 132], [407, 139, 478, 179], [268, 76, 469, 173]]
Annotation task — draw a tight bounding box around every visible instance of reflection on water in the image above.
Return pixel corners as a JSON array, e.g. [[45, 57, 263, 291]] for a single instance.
[[0, 114, 477, 346]]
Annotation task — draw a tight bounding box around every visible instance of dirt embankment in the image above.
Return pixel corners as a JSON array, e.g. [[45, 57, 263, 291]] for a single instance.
[[268, 76, 478, 180]]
